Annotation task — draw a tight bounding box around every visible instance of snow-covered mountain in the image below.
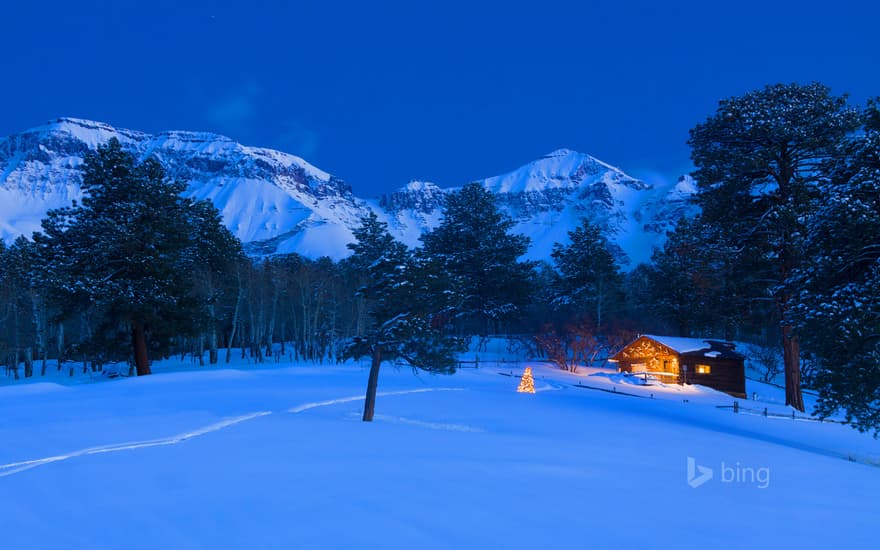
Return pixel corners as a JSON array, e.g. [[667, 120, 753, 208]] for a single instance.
[[0, 118, 696, 265], [378, 149, 697, 265], [0, 118, 370, 259]]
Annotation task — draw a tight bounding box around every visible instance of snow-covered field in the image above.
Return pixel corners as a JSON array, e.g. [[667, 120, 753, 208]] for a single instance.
[[1, 350, 878, 549]]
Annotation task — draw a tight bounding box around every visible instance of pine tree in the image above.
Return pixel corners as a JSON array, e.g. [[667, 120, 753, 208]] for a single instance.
[[420, 183, 534, 334], [688, 82, 861, 411], [792, 98, 880, 432], [344, 212, 460, 421], [646, 216, 754, 338], [549, 219, 623, 328], [34, 138, 240, 376], [6, 238, 48, 378], [0, 238, 42, 379], [189, 199, 246, 365]]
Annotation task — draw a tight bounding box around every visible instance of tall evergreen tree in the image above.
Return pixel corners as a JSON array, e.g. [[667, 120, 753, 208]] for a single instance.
[[344, 212, 460, 421], [549, 219, 623, 328], [792, 98, 880, 432], [0, 238, 43, 378], [34, 138, 240, 376], [189, 199, 246, 364], [420, 183, 534, 334], [688, 82, 861, 411]]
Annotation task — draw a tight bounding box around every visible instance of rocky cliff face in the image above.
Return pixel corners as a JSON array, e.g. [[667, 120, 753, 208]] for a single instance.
[[0, 119, 697, 266]]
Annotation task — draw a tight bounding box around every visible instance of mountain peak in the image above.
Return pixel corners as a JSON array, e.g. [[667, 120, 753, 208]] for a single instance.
[[46, 117, 115, 130], [542, 147, 578, 158], [402, 180, 442, 192], [24, 117, 148, 148], [480, 148, 637, 195]]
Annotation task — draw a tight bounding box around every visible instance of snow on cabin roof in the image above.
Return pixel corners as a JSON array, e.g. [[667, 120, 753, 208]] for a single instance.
[[641, 334, 733, 354]]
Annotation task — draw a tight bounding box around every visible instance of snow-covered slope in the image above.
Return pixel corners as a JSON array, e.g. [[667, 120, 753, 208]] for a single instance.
[[0, 119, 696, 264], [1, 354, 877, 548]]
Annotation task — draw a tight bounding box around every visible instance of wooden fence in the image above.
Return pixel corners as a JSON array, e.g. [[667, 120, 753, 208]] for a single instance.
[[716, 402, 845, 424]]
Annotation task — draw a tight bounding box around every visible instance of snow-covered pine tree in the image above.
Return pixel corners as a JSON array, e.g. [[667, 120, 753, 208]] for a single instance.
[[344, 212, 460, 421], [688, 83, 861, 411], [3, 237, 48, 378], [188, 199, 246, 365], [791, 98, 880, 432], [0, 238, 42, 379], [549, 219, 623, 328], [420, 183, 534, 335], [33, 138, 240, 376]]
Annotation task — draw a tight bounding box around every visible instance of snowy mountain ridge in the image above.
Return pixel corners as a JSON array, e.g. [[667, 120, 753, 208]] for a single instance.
[[0, 118, 697, 265], [377, 148, 696, 265]]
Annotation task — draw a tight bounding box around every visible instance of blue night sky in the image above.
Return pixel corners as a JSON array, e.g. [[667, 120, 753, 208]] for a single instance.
[[2, 0, 878, 195]]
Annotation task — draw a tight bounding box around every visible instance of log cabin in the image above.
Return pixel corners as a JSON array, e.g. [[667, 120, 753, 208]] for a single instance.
[[610, 334, 746, 397]]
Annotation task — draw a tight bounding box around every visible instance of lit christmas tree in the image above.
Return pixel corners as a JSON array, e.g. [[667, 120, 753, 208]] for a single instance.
[[517, 367, 536, 393]]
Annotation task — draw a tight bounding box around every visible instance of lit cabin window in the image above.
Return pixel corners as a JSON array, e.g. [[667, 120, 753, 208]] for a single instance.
[[696, 364, 711, 374]]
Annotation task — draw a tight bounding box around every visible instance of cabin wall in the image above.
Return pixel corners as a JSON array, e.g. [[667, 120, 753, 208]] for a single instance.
[[680, 357, 746, 397], [617, 355, 679, 375], [614, 337, 681, 381]]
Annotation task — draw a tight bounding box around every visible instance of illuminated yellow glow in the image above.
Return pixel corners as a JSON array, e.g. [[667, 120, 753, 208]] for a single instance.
[[696, 364, 711, 374], [517, 367, 536, 393]]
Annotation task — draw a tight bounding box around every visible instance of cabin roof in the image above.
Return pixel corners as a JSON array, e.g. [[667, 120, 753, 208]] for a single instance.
[[619, 334, 745, 360], [641, 334, 723, 353]]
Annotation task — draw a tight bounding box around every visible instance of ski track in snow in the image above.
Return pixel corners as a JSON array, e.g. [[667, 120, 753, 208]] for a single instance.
[[287, 387, 463, 413], [0, 411, 272, 478], [1, 387, 464, 478], [372, 414, 483, 433]]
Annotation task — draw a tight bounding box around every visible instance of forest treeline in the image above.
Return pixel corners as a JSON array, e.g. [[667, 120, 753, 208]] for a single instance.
[[1, 83, 878, 432]]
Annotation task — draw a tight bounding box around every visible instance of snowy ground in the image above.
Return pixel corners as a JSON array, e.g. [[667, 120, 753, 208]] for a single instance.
[[1, 349, 878, 548]]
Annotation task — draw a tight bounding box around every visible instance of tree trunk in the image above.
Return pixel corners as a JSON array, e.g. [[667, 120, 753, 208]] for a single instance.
[[11, 303, 20, 379], [362, 347, 382, 422], [781, 325, 804, 411], [56, 323, 65, 371], [32, 296, 47, 377], [226, 291, 242, 364], [131, 321, 152, 376], [778, 228, 805, 412], [266, 288, 279, 357], [208, 303, 219, 365], [209, 326, 218, 365], [11, 349, 20, 380], [23, 347, 33, 378]]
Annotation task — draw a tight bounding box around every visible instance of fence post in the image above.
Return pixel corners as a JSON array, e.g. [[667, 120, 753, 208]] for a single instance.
[[763, 407, 768, 417], [733, 401, 739, 413]]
